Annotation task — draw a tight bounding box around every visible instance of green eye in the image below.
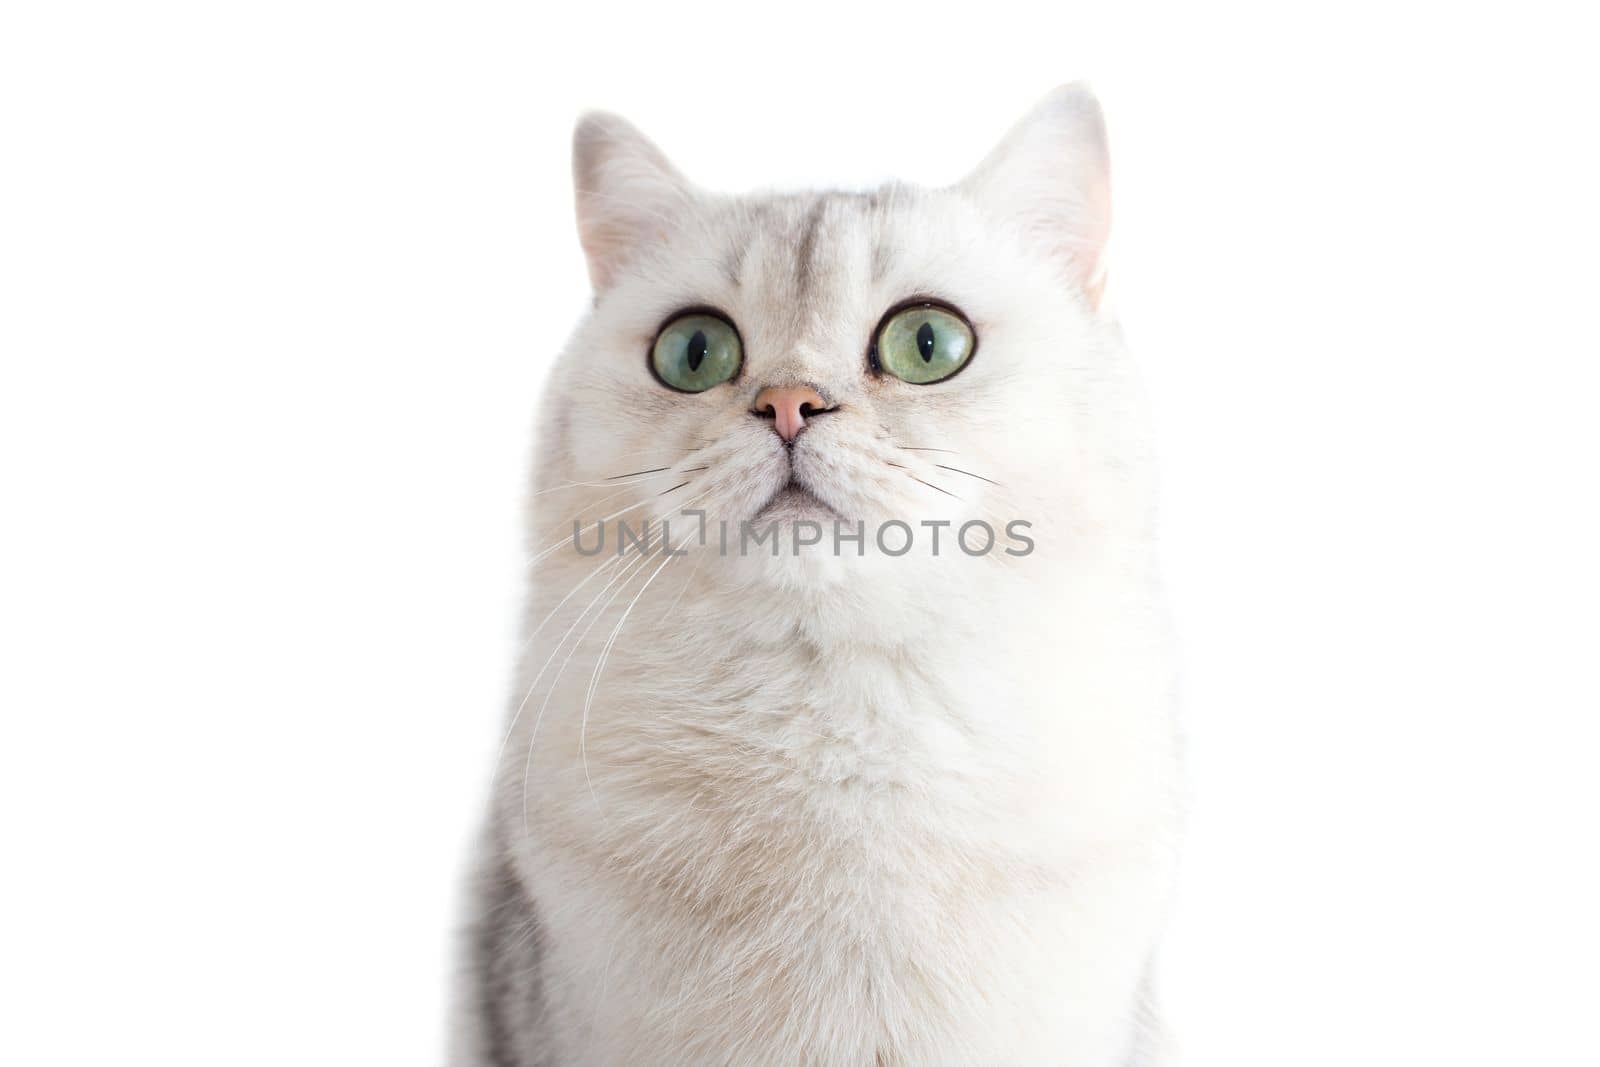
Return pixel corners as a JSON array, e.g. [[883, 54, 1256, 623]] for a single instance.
[[875, 303, 975, 384], [650, 313, 742, 392]]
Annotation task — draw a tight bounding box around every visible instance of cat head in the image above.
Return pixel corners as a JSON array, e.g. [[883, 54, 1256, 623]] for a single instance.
[[538, 85, 1147, 591]]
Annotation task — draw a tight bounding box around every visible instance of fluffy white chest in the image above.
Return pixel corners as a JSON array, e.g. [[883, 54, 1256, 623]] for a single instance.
[[505, 579, 1174, 1065]]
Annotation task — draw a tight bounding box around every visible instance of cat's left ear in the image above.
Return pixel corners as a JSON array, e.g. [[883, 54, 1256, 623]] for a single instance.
[[572, 112, 695, 292], [959, 83, 1113, 308]]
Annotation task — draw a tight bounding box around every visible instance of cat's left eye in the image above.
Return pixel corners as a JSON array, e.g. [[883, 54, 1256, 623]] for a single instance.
[[650, 312, 743, 393], [874, 303, 975, 384]]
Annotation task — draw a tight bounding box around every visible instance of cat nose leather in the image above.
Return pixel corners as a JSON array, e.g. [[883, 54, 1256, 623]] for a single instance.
[[751, 385, 829, 443]]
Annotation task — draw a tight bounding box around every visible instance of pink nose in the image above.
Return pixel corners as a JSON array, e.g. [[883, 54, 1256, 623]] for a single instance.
[[752, 385, 829, 442]]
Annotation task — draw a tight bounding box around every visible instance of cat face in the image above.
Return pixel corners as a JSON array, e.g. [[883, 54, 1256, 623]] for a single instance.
[[538, 86, 1138, 585]]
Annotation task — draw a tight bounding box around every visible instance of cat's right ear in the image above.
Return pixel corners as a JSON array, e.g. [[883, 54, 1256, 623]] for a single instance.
[[572, 112, 694, 292]]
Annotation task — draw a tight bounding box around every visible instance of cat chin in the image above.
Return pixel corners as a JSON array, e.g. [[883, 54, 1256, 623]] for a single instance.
[[693, 534, 997, 598], [706, 539, 858, 591]]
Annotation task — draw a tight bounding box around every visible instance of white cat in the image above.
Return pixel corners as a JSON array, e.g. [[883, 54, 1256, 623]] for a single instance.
[[454, 84, 1182, 1066]]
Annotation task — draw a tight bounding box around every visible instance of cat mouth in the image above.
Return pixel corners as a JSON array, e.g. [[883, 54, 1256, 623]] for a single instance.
[[754, 478, 836, 521]]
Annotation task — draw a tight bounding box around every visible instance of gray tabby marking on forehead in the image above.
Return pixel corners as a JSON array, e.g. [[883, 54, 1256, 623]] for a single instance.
[[713, 193, 877, 302], [792, 190, 884, 300], [792, 197, 831, 299]]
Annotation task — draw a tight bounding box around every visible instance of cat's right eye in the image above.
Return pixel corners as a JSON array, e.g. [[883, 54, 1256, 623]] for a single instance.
[[650, 312, 743, 393]]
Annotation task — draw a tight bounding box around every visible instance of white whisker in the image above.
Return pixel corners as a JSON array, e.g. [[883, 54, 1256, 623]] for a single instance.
[[519, 549, 656, 835], [579, 550, 677, 819], [528, 469, 681, 499], [490, 552, 628, 789]]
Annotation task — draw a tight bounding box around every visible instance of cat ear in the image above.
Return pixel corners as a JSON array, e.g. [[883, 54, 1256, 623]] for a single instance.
[[572, 112, 695, 292], [959, 84, 1112, 307]]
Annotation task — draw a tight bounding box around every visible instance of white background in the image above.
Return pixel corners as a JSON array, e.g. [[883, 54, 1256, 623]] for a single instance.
[[3, 2, 1597, 1063]]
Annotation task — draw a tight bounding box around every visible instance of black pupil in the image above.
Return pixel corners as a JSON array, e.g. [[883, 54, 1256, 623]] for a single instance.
[[916, 321, 936, 362], [685, 329, 708, 372]]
